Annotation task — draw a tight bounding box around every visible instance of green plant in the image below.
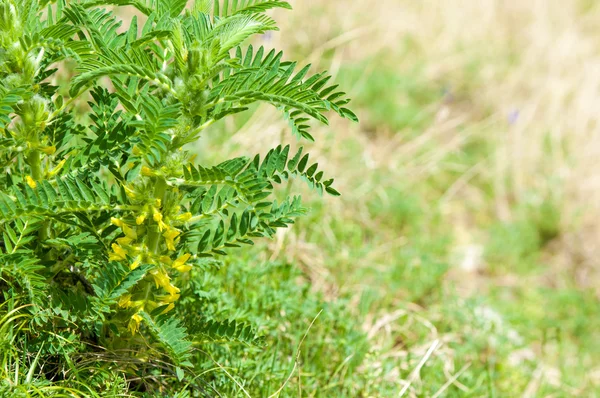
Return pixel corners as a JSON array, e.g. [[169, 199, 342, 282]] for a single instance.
[[0, 0, 356, 393]]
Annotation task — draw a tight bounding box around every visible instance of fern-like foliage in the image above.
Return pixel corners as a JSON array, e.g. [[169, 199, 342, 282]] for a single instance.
[[0, 0, 356, 393], [190, 318, 264, 346], [139, 311, 193, 365]]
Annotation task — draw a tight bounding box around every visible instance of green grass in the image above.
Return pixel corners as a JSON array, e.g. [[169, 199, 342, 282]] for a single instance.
[[178, 1, 599, 395], [190, 34, 600, 393], [336, 56, 442, 134]]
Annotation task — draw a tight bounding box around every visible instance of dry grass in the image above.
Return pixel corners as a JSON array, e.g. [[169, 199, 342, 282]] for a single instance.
[[260, 0, 600, 285]]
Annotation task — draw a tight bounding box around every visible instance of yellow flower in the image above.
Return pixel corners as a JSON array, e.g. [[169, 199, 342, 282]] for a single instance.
[[128, 313, 143, 335], [118, 294, 133, 308], [151, 269, 171, 289], [130, 256, 142, 270], [40, 145, 56, 155], [113, 218, 137, 240], [153, 211, 167, 231], [123, 184, 138, 199], [25, 175, 36, 189], [132, 145, 142, 156], [172, 253, 192, 272], [136, 214, 147, 225], [116, 236, 133, 246], [163, 228, 180, 251], [157, 293, 180, 303], [122, 224, 137, 240], [164, 282, 180, 296], [159, 255, 172, 265], [109, 243, 128, 261], [176, 212, 192, 222], [161, 303, 175, 314], [47, 159, 66, 177], [141, 166, 155, 177]]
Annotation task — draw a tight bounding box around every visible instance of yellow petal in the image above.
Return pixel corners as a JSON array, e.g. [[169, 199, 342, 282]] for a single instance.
[[151, 270, 171, 289], [128, 313, 143, 334], [25, 176, 36, 189], [157, 293, 180, 303], [141, 166, 155, 177], [123, 185, 137, 199], [130, 256, 141, 270], [164, 283, 180, 296], [163, 228, 180, 240], [136, 214, 147, 225], [47, 159, 66, 178], [110, 243, 128, 261], [161, 303, 175, 314], [176, 212, 192, 222], [174, 263, 192, 272], [173, 253, 191, 266], [159, 255, 173, 265], [116, 236, 133, 246], [122, 224, 137, 240], [163, 228, 181, 251], [153, 212, 167, 231], [172, 253, 192, 272], [40, 145, 56, 155], [118, 294, 133, 308]]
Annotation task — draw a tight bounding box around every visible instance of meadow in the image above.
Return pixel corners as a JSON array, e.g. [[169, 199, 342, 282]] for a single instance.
[[196, 0, 600, 396]]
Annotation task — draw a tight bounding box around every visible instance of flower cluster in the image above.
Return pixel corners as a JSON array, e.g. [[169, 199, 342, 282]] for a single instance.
[[109, 205, 193, 334]]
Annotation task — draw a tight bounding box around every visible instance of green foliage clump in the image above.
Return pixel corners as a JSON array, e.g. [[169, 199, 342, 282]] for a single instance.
[[0, 0, 356, 394], [178, 259, 371, 396]]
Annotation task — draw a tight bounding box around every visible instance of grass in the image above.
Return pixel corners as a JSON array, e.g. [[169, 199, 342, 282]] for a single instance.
[[189, 0, 600, 396]]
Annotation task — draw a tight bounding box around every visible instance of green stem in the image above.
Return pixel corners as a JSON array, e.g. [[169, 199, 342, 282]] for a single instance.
[[187, 118, 216, 140], [27, 149, 50, 244], [146, 177, 168, 254], [27, 149, 42, 180]]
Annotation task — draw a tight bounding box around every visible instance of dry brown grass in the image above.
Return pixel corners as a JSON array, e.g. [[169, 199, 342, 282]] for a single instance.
[[258, 0, 600, 285]]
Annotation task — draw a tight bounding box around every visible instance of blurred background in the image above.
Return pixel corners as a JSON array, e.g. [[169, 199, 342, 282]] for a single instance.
[[192, 0, 600, 395]]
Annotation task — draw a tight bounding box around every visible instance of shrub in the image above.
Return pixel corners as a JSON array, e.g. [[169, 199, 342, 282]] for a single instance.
[[0, 0, 356, 394]]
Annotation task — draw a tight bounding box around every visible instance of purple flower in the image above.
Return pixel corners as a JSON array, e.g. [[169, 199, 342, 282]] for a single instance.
[[262, 31, 273, 42], [508, 110, 520, 125]]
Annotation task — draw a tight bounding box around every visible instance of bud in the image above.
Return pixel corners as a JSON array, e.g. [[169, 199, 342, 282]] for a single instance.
[[141, 166, 155, 177], [47, 159, 66, 177], [136, 214, 147, 225], [40, 145, 56, 155], [128, 313, 143, 335]]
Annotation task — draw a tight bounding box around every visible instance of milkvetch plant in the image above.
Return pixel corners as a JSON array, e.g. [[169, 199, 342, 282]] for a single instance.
[[0, 0, 356, 392]]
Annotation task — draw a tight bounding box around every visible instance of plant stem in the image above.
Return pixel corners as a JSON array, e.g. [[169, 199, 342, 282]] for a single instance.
[[27, 149, 50, 244], [27, 149, 42, 181], [146, 177, 168, 254]]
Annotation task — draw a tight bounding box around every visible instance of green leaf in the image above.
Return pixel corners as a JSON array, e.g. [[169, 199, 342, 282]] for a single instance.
[[139, 312, 193, 365]]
